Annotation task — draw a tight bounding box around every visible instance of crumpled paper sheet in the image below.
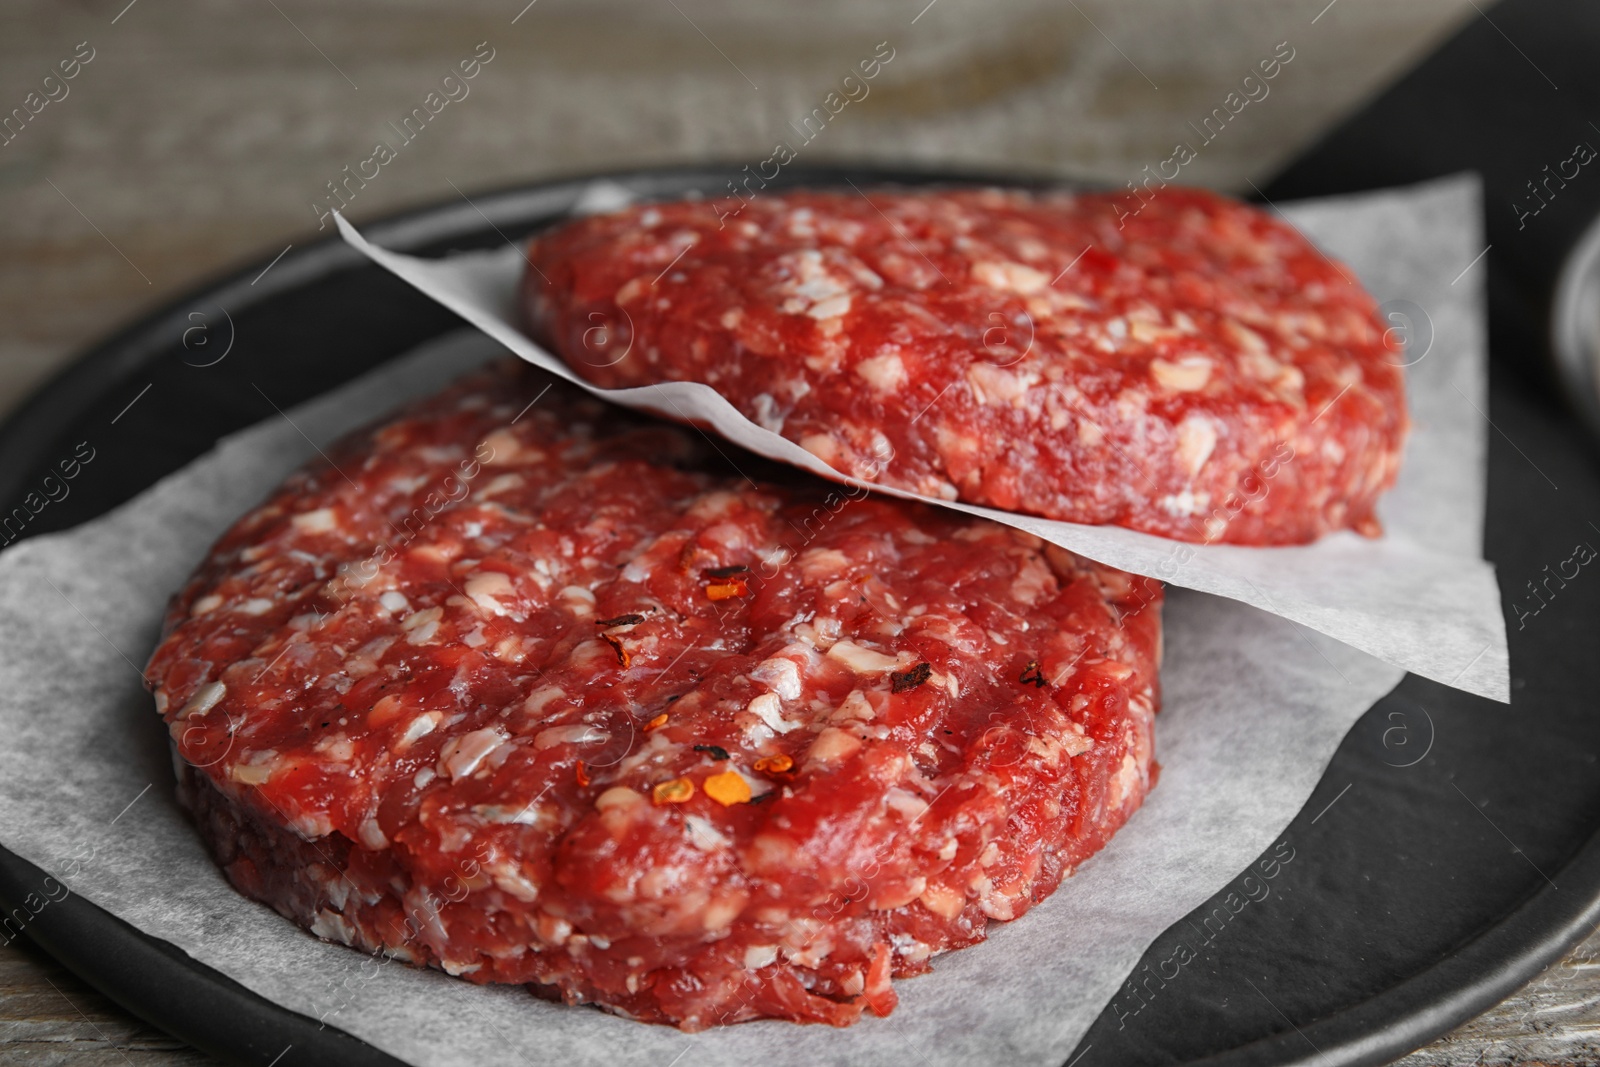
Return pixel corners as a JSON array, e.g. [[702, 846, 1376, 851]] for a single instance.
[[338, 174, 1507, 702], [0, 326, 1404, 1067]]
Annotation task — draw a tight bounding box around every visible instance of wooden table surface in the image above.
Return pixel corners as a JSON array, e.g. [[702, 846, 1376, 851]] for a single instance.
[[2, 2, 1596, 1064]]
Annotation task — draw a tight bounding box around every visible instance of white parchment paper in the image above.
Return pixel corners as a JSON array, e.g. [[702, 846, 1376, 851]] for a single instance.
[[0, 327, 1404, 1067], [338, 175, 1507, 701]]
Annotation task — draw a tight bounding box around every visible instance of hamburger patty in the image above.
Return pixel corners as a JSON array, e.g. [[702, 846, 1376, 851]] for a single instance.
[[522, 187, 1407, 544], [147, 361, 1162, 1029]]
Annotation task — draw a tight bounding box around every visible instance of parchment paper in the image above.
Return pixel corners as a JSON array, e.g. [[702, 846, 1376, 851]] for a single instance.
[[0, 328, 1404, 1067], [338, 174, 1508, 702]]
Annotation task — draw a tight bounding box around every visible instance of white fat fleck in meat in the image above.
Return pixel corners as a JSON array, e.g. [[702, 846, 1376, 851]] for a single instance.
[[830, 689, 875, 723], [615, 731, 679, 777], [439, 728, 507, 780], [1061, 730, 1093, 757], [310, 909, 358, 945], [472, 802, 551, 827], [288, 810, 334, 840], [806, 727, 863, 765], [1160, 489, 1209, 517], [779, 918, 833, 967], [749, 656, 803, 701], [1010, 553, 1056, 607], [594, 786, 645, 813], [853, 353, 907, 394], [786, 207, 815, 238], [402, 606, 444, 645], [322, 873, 352, 912], [798, 432, 843, 467], [1174, 413, 1219, 478], [775, 248, 854, 320], [743, 944, 779, 969], [387, 474, 430, 495], [345, 635, 397, 679], [568, 638, 617, 673], [794, 614, 843, 651], [477, 429, 525, 465], [403, 886, 451, 955], [825, 640, 899, 674], [557, 585, 596, 617], [967, 363, 1036, 406], [228, 765, 271, 786], [395, 713, 440, 753], [972, 259, 1050, 294], [490, 862, 541, 902], [476, 472, 525, 499], [808, 294, 851, 320], [313, 732, 353, 760], [228, 750, 277, 785], [436, 822, 473, 854], [533, 724, 610, 750], [236, 597, 275, 616], [291, 508, 338, 533], [401, 606, 442, 631], [890, 932, 933, 966], [358, 817, 389, 849], [1223, 317, 1270, 356], [177, 681, 227, 720], [684, 491, 742, 522], [379, 590, 410, 614], [866, 429, 894, 467], [746, 692, 800, 734], [191, 594, 224, 616], [797, 547, 850, 581], [465, 570, 516, 616], [1107, 750, 1142, 811], [522, 685, 567, 719], [537, 912, 573, 947], [1150, 355, 1214, 392], [684, 814, 732, 852], [751, 393, 784, 432], [322, 672, 355, 696]]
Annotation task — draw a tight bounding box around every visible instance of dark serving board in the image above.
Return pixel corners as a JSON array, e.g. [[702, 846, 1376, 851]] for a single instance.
[[4, 7, 1600, 1060]]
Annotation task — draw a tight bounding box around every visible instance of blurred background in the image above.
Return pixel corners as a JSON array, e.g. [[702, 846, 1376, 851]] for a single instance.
[[0, 0, 1476, 421]]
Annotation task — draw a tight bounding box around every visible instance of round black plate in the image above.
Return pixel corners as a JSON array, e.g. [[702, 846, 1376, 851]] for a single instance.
[[0, 164, 1596, 1067]]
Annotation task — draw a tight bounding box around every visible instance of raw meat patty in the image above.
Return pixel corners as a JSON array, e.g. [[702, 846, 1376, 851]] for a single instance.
[[147, 361, 1162, 1030], [521, 187, 1407, 544]]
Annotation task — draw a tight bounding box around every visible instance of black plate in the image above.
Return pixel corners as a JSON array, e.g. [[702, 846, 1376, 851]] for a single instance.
[[1, 156, 1598, 1067]]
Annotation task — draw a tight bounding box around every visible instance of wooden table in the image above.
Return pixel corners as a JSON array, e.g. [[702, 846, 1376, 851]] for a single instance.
[[1, 1, 1591, 1063]]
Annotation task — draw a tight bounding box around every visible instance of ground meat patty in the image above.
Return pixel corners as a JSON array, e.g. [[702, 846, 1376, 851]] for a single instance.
[[146, 361, 1162, 1030], [521, 187, 1407, 545]]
